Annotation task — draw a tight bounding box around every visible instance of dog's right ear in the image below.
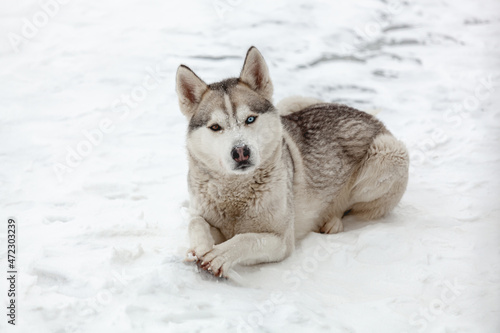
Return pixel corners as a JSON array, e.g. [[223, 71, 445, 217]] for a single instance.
[[176, 65, 208, 118]]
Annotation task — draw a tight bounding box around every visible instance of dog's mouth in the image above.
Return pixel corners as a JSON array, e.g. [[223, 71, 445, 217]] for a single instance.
[[234, 161, 253, 171]]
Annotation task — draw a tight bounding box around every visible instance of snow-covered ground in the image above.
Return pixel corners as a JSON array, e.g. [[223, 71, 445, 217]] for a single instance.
[[1, 0, 499, 332]]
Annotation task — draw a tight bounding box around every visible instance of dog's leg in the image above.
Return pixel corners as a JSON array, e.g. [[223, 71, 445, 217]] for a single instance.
[[186, 216, 224, 261], [349, 133, 409, 220], [317, 184, 351, 234], [200, 233, 291, 277]]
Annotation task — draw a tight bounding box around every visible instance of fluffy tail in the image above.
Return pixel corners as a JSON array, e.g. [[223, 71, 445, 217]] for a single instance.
[[276, 96, 324, 116]]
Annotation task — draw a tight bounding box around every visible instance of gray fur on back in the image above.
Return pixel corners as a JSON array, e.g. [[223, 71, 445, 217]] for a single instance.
[[282, 103, 388, 193]]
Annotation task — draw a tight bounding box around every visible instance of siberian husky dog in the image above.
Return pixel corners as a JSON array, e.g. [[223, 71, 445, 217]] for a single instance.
[[176, 47, 409, 277]]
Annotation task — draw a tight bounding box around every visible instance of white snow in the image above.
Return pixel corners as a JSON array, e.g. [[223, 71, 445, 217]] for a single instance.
[[1, 0, 499, 332]]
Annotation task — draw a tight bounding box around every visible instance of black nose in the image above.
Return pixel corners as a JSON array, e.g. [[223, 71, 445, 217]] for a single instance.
[[231, 145, 250, 163]]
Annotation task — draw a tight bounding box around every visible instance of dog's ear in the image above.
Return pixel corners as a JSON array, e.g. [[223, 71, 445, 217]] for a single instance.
[[240, 46, 273, 100], [176, 65, 208, 118]]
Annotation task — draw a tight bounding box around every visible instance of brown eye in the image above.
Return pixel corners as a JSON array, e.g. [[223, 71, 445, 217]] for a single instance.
[[209, 124, 221, 131]]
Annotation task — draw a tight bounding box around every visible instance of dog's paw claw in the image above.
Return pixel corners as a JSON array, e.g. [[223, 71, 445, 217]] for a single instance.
[[185, 251, 198, 262], [320, 217, 344, 234], [199, 248, 230, 278]]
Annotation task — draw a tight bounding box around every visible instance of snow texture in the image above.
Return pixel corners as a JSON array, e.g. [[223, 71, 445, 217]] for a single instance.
[[1, 0, 499, 332]]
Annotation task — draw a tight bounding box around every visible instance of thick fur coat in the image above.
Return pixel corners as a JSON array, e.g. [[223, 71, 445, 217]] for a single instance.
[[176, 47, 409, 277]]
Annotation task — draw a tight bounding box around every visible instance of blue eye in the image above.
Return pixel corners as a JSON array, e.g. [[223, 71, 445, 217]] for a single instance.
[[245, 116, 257, 124]]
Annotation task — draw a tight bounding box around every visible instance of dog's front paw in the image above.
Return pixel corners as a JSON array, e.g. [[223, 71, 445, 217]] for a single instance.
[[186, 244, 213, 262], [200, 246, 233, 278]]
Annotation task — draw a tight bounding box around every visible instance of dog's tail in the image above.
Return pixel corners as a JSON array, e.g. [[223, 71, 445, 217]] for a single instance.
[[276, 96, 324, 116], [277, 96, 382, 117]]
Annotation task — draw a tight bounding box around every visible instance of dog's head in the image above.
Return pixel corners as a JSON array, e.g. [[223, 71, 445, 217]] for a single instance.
[[176, 47, 282, 175]]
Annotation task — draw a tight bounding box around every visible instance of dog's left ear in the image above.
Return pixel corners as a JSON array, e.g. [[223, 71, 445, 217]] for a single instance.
[[240, 46, 273, 100]]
